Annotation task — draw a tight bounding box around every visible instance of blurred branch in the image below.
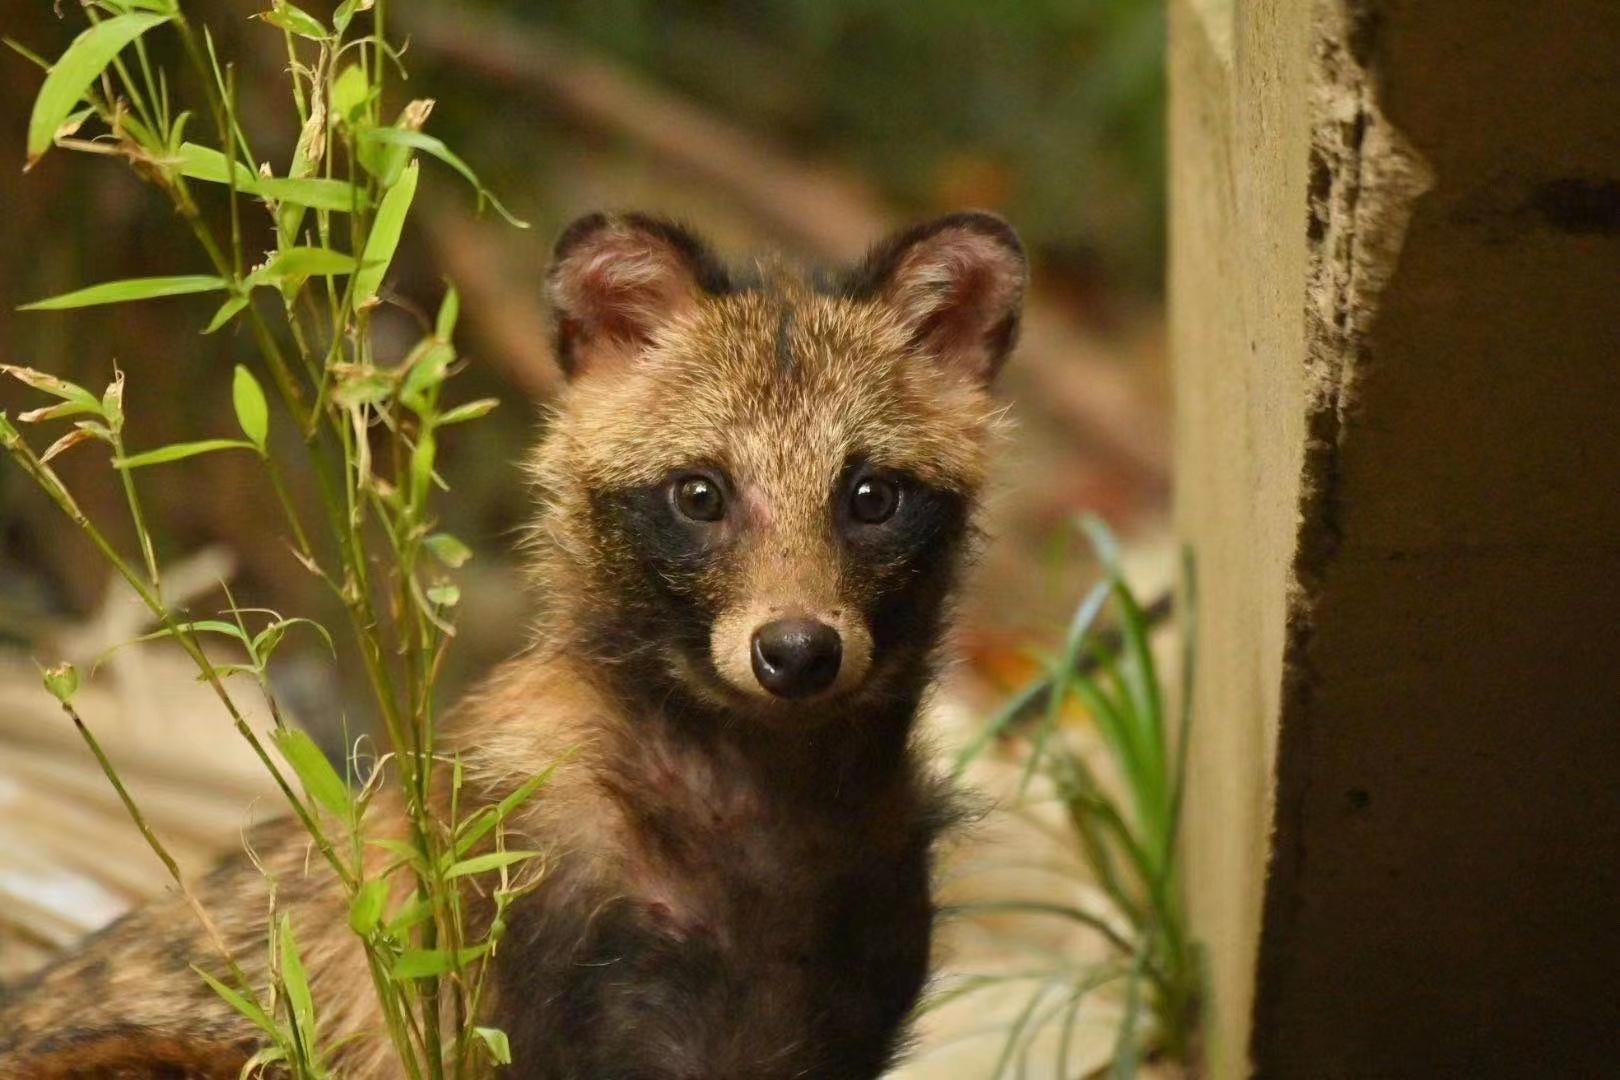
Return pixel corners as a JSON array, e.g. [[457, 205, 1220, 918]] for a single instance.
[[400, 4, 1170, 489], [417, 199, 562, 398], [399, 5, 888, 261]]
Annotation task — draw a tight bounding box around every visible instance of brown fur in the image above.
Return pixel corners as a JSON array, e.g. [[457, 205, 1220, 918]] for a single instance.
[[0, 212, 1025, 1079]]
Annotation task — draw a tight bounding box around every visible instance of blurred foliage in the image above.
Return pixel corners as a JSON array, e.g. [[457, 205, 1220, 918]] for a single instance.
[[509, 0, 1166, 290], [1, 0, 1167, 735]]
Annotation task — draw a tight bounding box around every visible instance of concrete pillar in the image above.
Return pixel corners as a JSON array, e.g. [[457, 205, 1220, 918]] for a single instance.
[[1171, 2, 1620, 1077]]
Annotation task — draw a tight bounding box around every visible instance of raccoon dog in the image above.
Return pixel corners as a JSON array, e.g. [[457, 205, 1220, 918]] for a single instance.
[[0, 211, 1027, 1080]]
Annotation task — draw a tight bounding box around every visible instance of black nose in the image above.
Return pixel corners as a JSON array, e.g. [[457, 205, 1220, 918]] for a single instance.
[[750, 618, 843, 699]]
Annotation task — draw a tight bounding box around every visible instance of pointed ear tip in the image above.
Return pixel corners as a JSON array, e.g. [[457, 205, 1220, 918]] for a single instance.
[[925, 211, 1026, 261], [549, 212, 718, 274], [551, 211, 614, 262]]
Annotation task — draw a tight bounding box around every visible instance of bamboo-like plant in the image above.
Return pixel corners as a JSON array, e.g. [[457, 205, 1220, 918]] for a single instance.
[[3, 2, 534, 1076], [947, 519, 1202, 1079]]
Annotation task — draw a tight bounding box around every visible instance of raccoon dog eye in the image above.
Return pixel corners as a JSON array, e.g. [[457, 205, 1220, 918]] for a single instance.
[[849, 475, 900, 524], [672, 473, 726, 522]]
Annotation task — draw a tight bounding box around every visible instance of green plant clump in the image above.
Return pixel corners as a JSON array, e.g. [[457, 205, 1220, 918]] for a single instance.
[[949, 518, 1202, 1079], [3, 1, 531, 1076]]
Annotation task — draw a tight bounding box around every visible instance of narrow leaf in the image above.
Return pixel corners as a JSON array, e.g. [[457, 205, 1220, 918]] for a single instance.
[[347, 878, 388, 935], [400, 341, 454, 409], [454, 764, 557, 857], [20, 275, 228, 311], [5, 38, 52, 73], [352, 161, 418, 308], [360, 127, 529, 227], [19, 400, 100, 424], [202, 294, 249, 334], [435, 284, 459, 340], [113, 438, 254, 468], [409, 430, 435, 508], [255, 175, 362, 211], [232, 365, 268, 450], [174, 141, 256, 186], [444, 850, 540, 880], [1, 365, 99, 406], [333, 0, 372, 34], [100, 374, 124, 432], [253, 617, 335, 658], [272, 727, 352, 823], [437, 398, 500, 426], [263, 0, 327, 40], [392, 943, 489, 979], [330, 64, 374, 125], [276, 915, 318, 1047], [191, 967, 277, 1036], [39, 426, 100, 462], [27, 13, 170, 165], [178, 143, 360, 211], [250, 246, 358, 284], [384, 892, 432, 935]]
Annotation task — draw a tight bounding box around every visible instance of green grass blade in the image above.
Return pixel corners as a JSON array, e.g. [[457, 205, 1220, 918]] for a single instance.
[[254, 175, 365, 212], [1165, 547, 1199, 871], [1014, 579, 1113, 795], [1111, 943, 1150, 1080], [202, 294, 249, 334], [1018, 990, 1084, 1080], [444, 850, 542, 880], [276, 915, 319, 1060], [192, 966, 277, 1036], [1070, 671, 1157, 840], [271, 727, 353, 825], [20, 274, 228, 311], [27, 12, 170, 165], [360, 128, 530, 228], [1046, 754, 1147, 929], [1063, 578, 1114, 656], [353, 161, 418, 308], [944, 899, 1134, 956], [991, 981, 1054, 1080], [1, 364, 100, 408], [113, 438, 255, 468], [174, 141, 256, 185], [4, 38, 52, 72], [250, 246, 358, 285], [454, 762, 559, 857], [263, 0, 327, 40], [954, 675, 1046, 775], [177, 143, 361, 211], [393, 943, 490, 980], [436, 397, 501, 427], [1110, 578, 1168, 828]]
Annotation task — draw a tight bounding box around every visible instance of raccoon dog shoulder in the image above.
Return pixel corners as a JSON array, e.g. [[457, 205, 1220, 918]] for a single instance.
[[0, 211, 1026, 1080]]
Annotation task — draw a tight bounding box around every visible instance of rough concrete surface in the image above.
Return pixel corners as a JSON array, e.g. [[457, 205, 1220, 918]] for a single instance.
[[1176, 0, 1620, 1077]]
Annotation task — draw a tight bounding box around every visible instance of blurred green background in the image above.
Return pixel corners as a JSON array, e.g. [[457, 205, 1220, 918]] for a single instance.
[[0, 0, 1170, 739]]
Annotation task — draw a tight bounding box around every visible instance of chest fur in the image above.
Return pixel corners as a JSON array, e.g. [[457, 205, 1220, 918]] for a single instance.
[[488, 732, 940, 1078]]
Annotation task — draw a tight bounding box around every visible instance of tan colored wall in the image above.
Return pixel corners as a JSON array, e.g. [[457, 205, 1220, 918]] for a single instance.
[[1174, 2, 1620, 1077], [1169, 1, 1311, 1075]]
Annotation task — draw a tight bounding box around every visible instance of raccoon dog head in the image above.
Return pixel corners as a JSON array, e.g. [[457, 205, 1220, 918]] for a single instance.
[[532, 212, 1025, 720]]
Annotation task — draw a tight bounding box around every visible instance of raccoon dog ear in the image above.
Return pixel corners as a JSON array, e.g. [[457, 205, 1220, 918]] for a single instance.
[[847, 211, 1027, 385], [547, 213, 730, 379]]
